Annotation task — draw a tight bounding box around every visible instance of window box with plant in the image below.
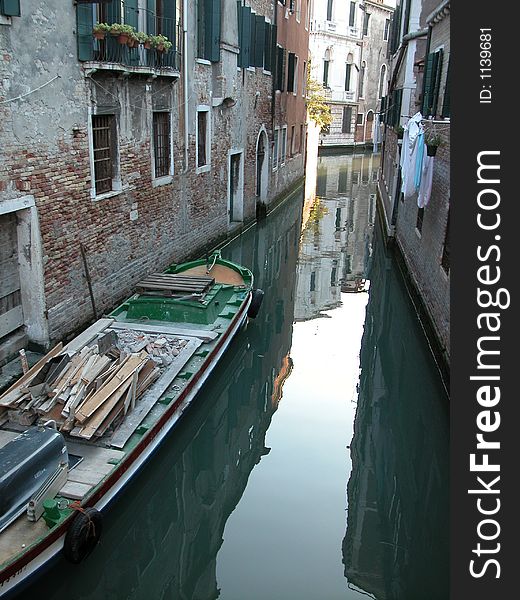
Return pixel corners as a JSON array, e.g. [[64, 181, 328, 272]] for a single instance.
[[150, 35, 173, 53], [425, 132, 443, 157], [92, 23, 111, 41]]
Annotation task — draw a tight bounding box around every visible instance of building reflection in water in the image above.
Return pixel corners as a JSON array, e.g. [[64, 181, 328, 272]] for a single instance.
[[296, 153, 378, 322], [343, 221, 449, 600], [18, 194, 303, 600]]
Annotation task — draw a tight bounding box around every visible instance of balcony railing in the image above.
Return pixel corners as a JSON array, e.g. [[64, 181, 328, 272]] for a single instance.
[[89, 35, 181, 73]]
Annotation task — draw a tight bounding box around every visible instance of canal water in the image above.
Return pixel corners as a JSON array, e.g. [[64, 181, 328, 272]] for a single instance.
[[19, 152, 449, 600]]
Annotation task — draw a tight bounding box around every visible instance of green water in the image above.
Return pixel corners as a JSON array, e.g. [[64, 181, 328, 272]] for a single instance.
[[20, 153, 448, 600]]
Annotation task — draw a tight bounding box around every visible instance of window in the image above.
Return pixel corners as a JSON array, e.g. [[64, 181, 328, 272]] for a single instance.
[[384, 18, 391, 41], [323, 59, 330, 88], [273, 128, 279, 170], [356, 113, 364, 126], [345, 63, 352, 91], [197, 0, 221, 62], [310, 271, 316, 291], [276, 46, 286, 91], [359, 62, 365, 97], [349, 2, 356, 27], [281, 127, 287, 164], [441, 210, 450, 273], [422, 49, 444, 117], [326, 0, 333, 21], [0, 0, 20, 17], [378, 64, 387, 98], [416, 206, 425, 233], [342, 107, 352, 134], [299, 124, 304, 153], [362, 12, 370, 36], [92, 114, 117, 196], [152, 112, 172, 179], [291, 125, 296, 155], [338, 170, 347, 193], [302, 61, 307, 96], [196, 107, 210, 171], [287, 53, 297, 93]]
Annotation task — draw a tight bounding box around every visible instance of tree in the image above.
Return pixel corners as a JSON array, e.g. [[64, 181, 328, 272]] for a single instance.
[[306, 63, 333, 132]]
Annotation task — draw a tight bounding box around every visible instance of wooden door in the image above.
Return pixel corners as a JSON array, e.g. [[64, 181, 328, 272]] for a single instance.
[[0, 213, 23, 339]]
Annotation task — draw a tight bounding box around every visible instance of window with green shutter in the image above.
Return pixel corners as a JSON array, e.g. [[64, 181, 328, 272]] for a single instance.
[[0, 0, 21, 17], [76, 3, 94, 62], [198, 0, 221, 62], [264, 23, 272, 72], [253, 15, 265, 68], [422, 49, 443, 117], [237, 3, 251, 68]]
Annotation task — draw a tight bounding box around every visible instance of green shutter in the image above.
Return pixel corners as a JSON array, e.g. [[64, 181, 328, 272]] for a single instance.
[[239, 6, 251, 68], [124, 0, 138, 29], [205, 0, 221, 62], [287, 53, 295, 92], [422, 52, 438, 117], [249, 12, 256, 67], [264, 23, 272, 72], [163, 0, 177, 53], [147, 0, 156, 35], [253, 16, 265, 68], [1, 0, 21, 17], [76, 3, 94, 62], [431, 49, 443, 117], [395, 89, 403, 127], [441, 58, 451, 118]]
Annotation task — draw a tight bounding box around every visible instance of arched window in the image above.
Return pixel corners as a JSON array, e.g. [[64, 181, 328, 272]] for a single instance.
[[378, 64, 387, 98]]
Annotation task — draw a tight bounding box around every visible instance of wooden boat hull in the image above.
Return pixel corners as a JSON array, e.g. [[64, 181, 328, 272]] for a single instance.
[[0, 291, 251, 597]]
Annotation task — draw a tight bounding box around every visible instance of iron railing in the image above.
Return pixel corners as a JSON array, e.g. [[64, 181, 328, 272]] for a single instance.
[[90, 22, 182, 73]]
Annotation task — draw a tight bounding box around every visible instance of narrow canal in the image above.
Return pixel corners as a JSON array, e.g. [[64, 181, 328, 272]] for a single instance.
[[19, 152, 449, 600]]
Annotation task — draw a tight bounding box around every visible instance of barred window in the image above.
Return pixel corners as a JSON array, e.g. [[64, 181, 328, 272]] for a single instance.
[[153, 112, 171, 178], [92, 114, 116, 195]]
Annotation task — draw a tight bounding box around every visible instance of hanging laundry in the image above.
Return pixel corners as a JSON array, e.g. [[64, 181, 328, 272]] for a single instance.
[[400, 112, 423, 198], [414, 131, 425, 191], [418, 155, 434, 208]]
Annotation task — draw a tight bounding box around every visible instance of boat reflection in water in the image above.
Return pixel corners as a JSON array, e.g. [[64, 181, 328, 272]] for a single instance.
[[343, 221, 449, 599], [17, 193, 303, 600]]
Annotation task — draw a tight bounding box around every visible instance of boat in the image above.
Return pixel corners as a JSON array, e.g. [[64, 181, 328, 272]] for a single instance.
[[0, 252, 263, 596]]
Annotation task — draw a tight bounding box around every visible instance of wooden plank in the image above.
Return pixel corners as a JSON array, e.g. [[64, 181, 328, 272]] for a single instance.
[[75, 352, 147, 423], [0, 305, 23, 338], [59, 481, 92, 500], [0, 270, 21, 299], [76, 382, 131, 439], [62, 318, 114, 354], [67, 468, 109, 487], [66, 441, 124, 462], [0, 343, 64, 407], [109, 338, 202, 449], [109, 321, 218, 342]]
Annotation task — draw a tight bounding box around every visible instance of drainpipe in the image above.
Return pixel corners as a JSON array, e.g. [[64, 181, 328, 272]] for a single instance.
[[182, 0, 189, 173]]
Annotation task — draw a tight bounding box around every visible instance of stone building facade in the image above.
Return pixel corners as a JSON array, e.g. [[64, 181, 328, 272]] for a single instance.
[[308, 0, 394, 147], [378, 0, 450, 367], [0, 0, 307, 360]]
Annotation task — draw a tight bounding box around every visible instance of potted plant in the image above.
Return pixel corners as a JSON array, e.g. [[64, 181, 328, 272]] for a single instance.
[[425, 132, 442, 157], [396, 125, 404, 140], [109, 23, 136, 45], [136, 31, 152, 49], [150, 34, 173, 53], [92, 23, 110, 41], [126, 32, 139, 48]]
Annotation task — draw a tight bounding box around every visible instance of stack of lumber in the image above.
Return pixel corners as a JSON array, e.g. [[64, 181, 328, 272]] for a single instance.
[[0, 329, 189, 439]]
